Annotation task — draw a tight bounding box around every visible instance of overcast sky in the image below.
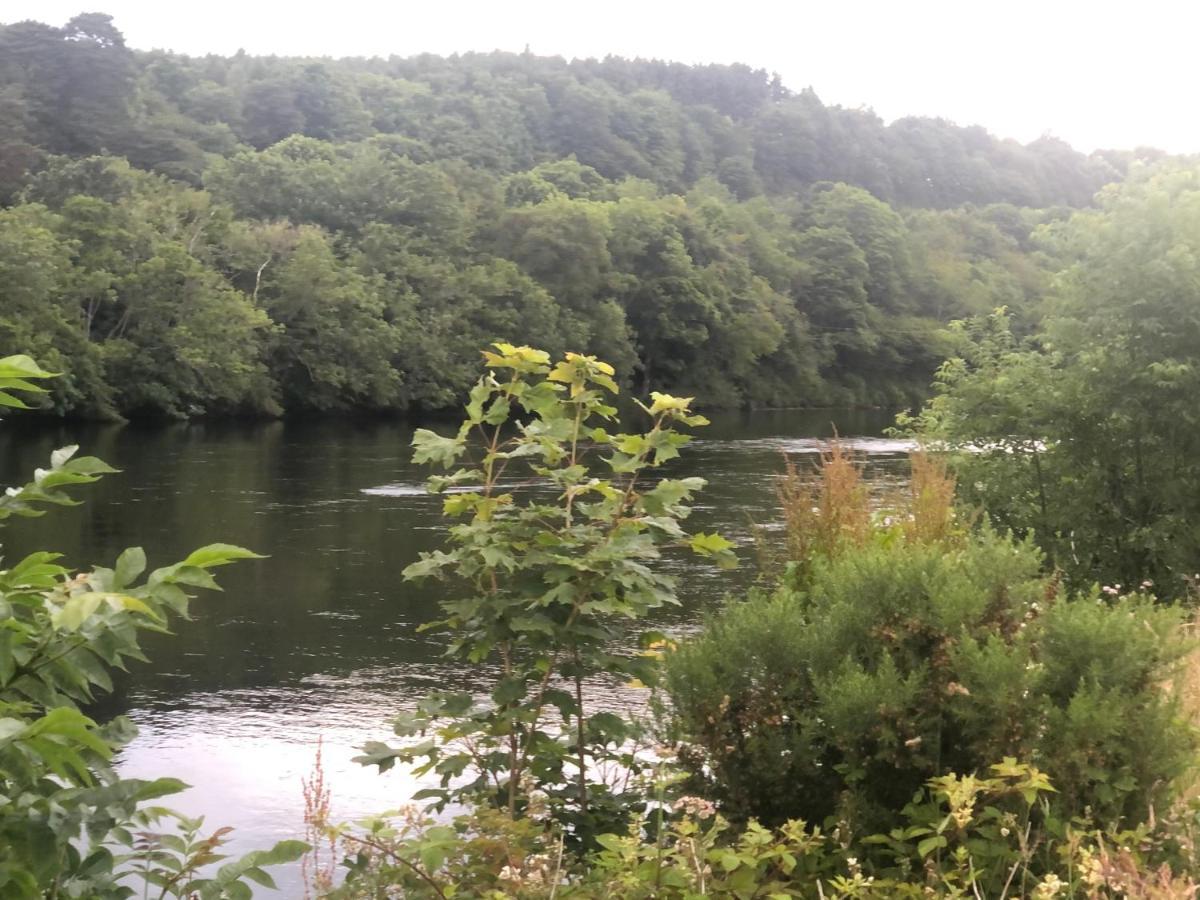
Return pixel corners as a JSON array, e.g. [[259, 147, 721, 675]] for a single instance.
[[8, 0, 1198, 154]]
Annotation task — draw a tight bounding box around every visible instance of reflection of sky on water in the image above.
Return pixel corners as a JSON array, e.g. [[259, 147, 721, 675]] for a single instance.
[[118, 669, 656, 893]]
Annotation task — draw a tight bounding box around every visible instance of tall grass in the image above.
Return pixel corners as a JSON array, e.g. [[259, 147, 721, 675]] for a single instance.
[[904, 450, 959, 545], [777, 441, 871, 566], [756, 442, 960, 583]]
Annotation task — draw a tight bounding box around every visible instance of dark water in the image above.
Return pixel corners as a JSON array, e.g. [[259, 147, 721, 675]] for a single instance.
[[0, 410, 908, 887]]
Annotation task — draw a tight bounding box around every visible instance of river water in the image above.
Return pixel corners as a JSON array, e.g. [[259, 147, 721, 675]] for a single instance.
[[0, 410, 909, 888]]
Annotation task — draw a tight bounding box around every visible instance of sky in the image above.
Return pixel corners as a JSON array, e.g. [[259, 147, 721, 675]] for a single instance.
[[7, 0, 1199, 154]]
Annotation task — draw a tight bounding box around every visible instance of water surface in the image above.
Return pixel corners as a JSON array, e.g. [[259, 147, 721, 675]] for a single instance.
[[0, 409, 908, 885]]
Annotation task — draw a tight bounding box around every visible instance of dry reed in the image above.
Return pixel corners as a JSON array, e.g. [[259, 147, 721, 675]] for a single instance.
[[904, 450, 959, 546], [777, 440, 871, 568], [302, 737, 337, 899], [758, 440, 961, 583], [1173, 618, 1200, 815]]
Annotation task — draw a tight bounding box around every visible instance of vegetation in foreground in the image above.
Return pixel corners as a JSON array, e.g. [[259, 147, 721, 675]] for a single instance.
[[298, 346, 1200, 898], [4, 333, 1200, 896]]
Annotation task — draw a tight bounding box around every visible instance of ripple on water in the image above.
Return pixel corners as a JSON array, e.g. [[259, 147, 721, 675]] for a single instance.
[[360, 483, 430, 497], [694, 435, 917, 455]]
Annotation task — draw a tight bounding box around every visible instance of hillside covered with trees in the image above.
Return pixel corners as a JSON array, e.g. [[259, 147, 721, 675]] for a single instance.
[[0, 12, 1169, 418]]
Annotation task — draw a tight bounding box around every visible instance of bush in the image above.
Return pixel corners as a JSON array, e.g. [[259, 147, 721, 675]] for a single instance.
[[666, 455, 1195, 837]]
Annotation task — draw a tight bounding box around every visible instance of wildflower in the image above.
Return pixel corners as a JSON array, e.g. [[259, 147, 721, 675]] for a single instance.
[[673, 795, 716, 820], [951, 801, 974, 829], [1032, 872, 1065, 899], [1077, 848, 1104, 888], [945, 682, 971, 697]]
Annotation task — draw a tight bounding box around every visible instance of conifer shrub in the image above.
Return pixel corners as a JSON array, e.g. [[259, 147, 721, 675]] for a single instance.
[[665, 453, 1196, 837]]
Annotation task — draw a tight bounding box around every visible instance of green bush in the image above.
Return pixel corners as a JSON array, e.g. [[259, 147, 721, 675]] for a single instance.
[[665, 522, 1195, 835]]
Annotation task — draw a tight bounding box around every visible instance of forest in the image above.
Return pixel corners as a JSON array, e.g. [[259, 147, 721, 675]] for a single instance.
[[0, 12, 1171, 419]]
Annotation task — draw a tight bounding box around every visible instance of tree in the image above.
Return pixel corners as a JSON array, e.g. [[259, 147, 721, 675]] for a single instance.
[[0, 14, 135, 156], [253, 227, 401, 411], [356, 345, 735, 844], [0, 204, 114, 416], [901, 166, 1200, 593]]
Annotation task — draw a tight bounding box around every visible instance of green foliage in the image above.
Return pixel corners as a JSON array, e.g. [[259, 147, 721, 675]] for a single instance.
[[0, 11, 1133, 419], [665, 519, 1195, 838], [319, 760, 1199, 897], [0, 357, 304, 896], [900, 166, 1200, 592], [356, 345, 734, 845]]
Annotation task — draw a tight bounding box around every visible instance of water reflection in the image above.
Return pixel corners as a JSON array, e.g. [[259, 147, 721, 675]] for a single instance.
[[0, 408, 907, 890]]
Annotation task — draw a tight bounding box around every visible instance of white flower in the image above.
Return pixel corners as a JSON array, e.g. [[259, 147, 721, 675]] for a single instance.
[[1033, 873, 1065, 899]]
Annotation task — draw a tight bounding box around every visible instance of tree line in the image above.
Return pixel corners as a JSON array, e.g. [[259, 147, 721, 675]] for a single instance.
[[0, 12, 1170, 418]]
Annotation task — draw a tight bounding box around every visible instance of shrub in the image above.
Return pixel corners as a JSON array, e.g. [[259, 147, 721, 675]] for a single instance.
[[665, 454, 1195, 837]]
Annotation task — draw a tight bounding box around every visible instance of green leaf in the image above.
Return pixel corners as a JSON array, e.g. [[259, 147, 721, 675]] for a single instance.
[[113, 547, 147, 590], [412, 429, 466, 468], [492, 676, 527, 706], [483, 395, 511, 425], [51, 593, 103, 631], [181, 544, 265, 569], [918, 835, 948, 857], [689, 532, 738, 568], [0, 389, 29, 408], [0, 354, 57, 379]]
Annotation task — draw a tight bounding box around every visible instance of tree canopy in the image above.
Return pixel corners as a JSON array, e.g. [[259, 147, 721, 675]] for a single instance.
[[0, 12, 1170, 418]]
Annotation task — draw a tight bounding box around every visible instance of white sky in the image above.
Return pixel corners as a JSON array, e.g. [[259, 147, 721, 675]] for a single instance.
[[7, 0, 1198, 153]]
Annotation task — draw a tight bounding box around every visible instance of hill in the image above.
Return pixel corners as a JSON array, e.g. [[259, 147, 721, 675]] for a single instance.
[[0, 12, 1168, 417]]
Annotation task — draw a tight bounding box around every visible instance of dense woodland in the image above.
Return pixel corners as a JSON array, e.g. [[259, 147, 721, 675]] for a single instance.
[[0, 13, 1173, 418]]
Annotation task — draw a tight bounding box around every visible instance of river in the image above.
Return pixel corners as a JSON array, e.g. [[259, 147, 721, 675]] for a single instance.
[[0, 409, 910, 889]]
